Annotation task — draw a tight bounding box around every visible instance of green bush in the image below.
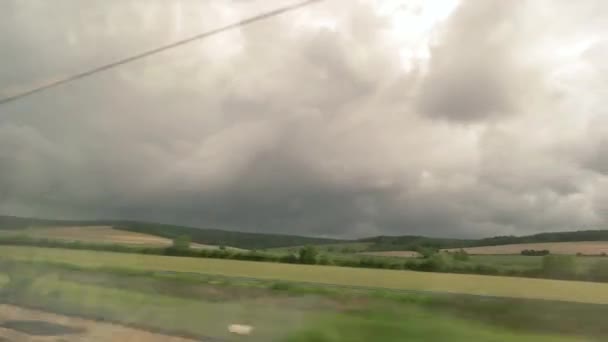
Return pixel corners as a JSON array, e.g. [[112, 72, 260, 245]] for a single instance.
[[415, 247, 438, 259], [299, 246, 319, 264], [452, 249, 470, 261], [318, 254, 332, 265], [172, 235, 191, 250]]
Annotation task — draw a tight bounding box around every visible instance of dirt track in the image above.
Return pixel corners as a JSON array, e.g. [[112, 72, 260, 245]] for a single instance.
[[0, 305, 197, 342]]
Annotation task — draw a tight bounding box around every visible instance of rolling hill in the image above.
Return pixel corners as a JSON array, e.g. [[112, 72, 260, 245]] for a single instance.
[[1, 215, 606, 252], [0, 215, 345, 250], [0, 225, 243, 250], [357, 230, 608, 252]]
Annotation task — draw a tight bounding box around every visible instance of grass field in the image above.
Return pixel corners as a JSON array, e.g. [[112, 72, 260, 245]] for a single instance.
[[0, 304, 196, 341], [0, 226, 241, 250], [1, 261, 603, 341], [470, 255, 605, 272], [0, 277, 580, 342], [445, 241, 608, 255], [2, 246, 608, 304]]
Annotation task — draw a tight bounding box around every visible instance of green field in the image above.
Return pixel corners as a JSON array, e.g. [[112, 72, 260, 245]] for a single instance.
[[470, 255, 604, 272], [1, 246, 608, 304], [0, 277, 580, 342], [1, 260, 605, 341]]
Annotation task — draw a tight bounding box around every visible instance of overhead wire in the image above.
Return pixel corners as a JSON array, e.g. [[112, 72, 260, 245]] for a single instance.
[[0, 0, 324, 106]]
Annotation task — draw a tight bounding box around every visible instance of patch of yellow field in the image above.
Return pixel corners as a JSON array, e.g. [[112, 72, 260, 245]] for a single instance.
[[444, 242, 608, 255]]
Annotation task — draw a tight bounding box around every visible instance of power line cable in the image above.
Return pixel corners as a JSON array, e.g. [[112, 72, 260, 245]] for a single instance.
[[0, 0, 323, 106]]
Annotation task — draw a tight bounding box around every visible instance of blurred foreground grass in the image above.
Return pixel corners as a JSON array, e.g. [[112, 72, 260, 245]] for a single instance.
[[1, 260, 607, 341]]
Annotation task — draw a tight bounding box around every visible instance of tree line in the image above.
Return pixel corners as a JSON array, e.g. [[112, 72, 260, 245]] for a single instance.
[[1, 235, 607, 283]]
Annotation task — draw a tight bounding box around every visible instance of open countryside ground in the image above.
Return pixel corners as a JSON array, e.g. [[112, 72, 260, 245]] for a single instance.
[[445, 241, 608, 255], [0, 226, 237, 250], [354, 253, 605, 273], [0, 272, 587, 342], [1, 246, 608, 304], [470, 255, 605, 272], [0, 304, 196, 342]]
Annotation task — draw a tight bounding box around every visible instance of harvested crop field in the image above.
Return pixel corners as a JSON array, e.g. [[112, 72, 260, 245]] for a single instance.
[[0, 226, 172, 246], [0, 304, 195, 342], [444, 241, 608, 255], [2, 246, 608, 304], [0, 226, 223, 250]]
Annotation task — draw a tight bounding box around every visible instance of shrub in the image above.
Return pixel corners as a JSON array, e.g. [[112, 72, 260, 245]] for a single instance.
[[298, 246, 319, 264], [318, 254, 332, 265], [415, 247, 438, 259], [472, 264, 500, 275], [452, 249, 470, 261], [172, 235, 191, 250], [415, 253, 452, 272]]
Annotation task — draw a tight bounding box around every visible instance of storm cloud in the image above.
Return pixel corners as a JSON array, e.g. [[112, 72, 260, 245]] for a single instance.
[[0, 0, 606, 238]]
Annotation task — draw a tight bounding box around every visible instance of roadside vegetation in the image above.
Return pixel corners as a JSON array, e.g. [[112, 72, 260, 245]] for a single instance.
[[0, 259, 606, 341], [3, 215, 608, 252]]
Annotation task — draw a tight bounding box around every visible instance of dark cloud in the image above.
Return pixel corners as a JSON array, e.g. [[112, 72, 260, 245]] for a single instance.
[[415, 0, 543, 122], [0, 0, 607, 238]]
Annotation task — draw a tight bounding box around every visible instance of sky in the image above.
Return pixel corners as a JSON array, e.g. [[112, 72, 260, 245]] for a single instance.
[[0, 0, 606, 238]]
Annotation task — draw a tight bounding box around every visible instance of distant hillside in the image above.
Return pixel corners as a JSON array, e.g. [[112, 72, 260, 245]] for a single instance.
[[0, 215, 345, 250], [444, 241, 608, 255], [471, 230, 608, 247], [358, 235, 471, 251], [2, 215, 606, 251], [113, 221, 345, 250], [357, 230, 608, 252]]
